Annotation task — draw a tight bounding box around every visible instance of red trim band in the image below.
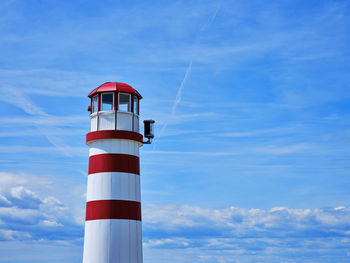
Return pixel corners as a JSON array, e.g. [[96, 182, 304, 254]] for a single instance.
[[86, 130, 143, 144], [88, 154, 140, 175], [86, 200, 141, 221]]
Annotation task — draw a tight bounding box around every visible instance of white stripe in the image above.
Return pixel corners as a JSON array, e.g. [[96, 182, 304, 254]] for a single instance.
[[89, 139, 139, 157], [86, 172, 141, 202], [83, 219, 143, 263]]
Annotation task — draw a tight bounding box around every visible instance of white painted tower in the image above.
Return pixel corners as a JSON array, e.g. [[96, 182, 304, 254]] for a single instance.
[[83, 82, 153, 263]]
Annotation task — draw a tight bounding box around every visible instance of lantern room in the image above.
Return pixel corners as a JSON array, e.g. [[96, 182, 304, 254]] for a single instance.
[[88, 82, 142, 133]]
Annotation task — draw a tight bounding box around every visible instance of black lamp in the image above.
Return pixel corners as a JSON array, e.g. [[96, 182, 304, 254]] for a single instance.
[[143, 120, 155, 144]]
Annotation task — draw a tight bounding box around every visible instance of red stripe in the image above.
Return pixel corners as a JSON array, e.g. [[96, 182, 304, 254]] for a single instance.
[[86, 200, 141, 221], [88, 154, 140, 175], [86, 130, 143, 144]]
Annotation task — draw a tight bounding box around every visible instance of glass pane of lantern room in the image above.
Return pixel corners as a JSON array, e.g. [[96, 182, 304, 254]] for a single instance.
[[92, 95, 98, 113], [134, 96, 138, 114], [101, 93, 113, 111], [119, 93, 130, 112]]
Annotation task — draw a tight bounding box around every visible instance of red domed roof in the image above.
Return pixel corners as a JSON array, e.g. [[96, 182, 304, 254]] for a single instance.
[[88, 82, 142, 99]]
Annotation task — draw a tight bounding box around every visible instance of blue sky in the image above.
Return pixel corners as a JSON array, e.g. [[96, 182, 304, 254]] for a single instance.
[[0, 0, 350, 262]]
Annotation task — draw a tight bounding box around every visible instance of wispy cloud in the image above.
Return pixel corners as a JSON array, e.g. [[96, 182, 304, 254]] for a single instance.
[[1, 87, 47, 116], [0, 86, 86, 157], [218, 127, 295, 138], [0, 115, 86, 126], [143, 142, 313, 157], [252, 143, 313, 155], [0, 145, 86, 156], [143, 150, 239, 156], [0, 128, 86, 137], [0, 69, 117, 97]]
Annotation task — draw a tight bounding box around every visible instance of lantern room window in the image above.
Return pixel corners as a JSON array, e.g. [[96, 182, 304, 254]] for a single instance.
[[92, 95, 98, 113], [101, 93, 114, 111], [134, 96, 139, 115], [118, 93, 131, 112]]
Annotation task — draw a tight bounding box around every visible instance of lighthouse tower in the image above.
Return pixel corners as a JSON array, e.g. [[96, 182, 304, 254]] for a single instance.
[[83, 82, 153, 263]]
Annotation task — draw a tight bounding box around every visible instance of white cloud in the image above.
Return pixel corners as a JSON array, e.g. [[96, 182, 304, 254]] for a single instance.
[[0, 172, 82, 243], [8, 186, 42, 209], [0, 229, 32, 241], [0, 171, 349, 261], [142, 204, 350, 262], [0, 194, 10, 206], [144, 238, 191, 248], [40, 220, 63, 227], [0, 207, 40, 225], [143, 204, 350, 246], [0, 172, 28, 187], [10, 186, 38, 200]]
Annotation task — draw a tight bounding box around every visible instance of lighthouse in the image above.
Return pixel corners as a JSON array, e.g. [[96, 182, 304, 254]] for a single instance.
[[83, 82, 154, 263]]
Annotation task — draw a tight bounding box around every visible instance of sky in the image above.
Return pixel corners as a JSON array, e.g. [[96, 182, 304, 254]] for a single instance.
[[0, 0, 350, 262]]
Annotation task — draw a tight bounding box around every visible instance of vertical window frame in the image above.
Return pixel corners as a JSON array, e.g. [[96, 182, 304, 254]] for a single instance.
[[98, 94, 101, 112], [114, 92, 118, 111]]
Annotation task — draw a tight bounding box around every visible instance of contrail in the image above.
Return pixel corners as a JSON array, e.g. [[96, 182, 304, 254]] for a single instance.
[[154, 3, 221, 145], [200, 1, 222, 32], [171, 60, 193, 116], [157, 60, 193, 140]]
